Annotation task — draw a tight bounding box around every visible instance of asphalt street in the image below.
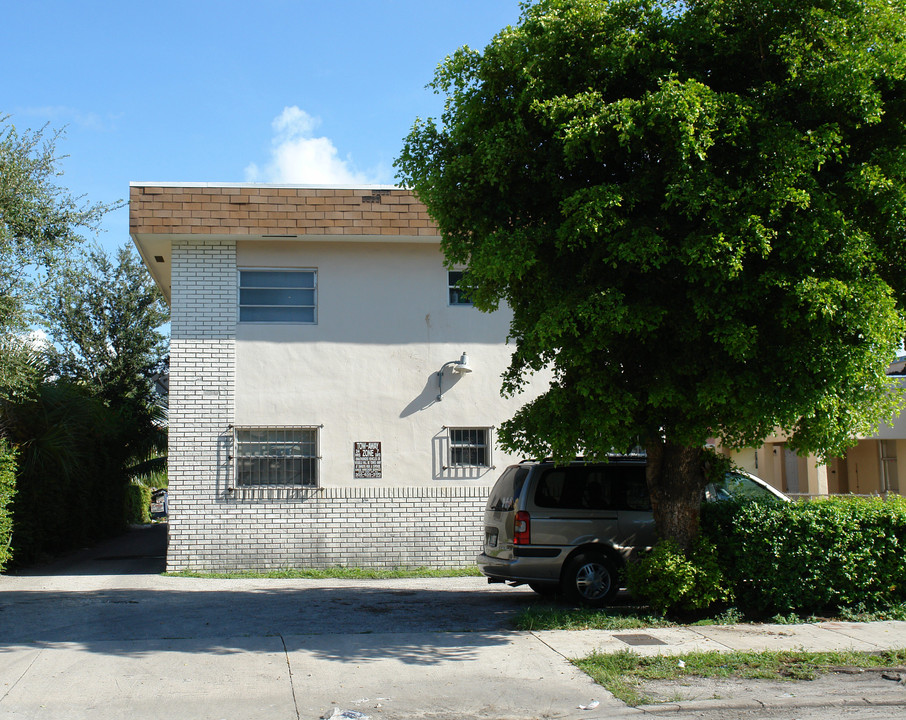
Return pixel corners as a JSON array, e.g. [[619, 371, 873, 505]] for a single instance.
[[1, 524, 905, 720]]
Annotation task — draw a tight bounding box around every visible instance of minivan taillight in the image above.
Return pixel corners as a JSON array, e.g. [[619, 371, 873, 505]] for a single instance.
[[513, 510, 531, 545]]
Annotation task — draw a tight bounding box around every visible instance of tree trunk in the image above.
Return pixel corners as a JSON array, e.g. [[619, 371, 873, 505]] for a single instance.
[[644, 440, 707, 552]]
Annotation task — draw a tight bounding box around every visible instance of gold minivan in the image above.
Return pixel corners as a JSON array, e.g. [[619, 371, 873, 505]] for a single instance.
[[477, 458, 788, 606]]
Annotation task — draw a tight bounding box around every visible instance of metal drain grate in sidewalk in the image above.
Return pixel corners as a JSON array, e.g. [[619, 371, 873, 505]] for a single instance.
[[614, 633, 668, 646]]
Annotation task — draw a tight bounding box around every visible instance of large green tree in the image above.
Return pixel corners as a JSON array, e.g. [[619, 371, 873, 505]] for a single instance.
[[397, 0, 906, 548]]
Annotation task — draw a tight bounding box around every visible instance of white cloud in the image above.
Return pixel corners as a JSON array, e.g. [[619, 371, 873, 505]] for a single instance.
[[245, 106, 382, 185], [17, 106, 116, 132]]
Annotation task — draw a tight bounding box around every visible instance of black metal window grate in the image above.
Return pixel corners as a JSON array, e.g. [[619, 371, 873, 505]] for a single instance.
[[234, 426, 319, 487], [449, 427, 490, 467]]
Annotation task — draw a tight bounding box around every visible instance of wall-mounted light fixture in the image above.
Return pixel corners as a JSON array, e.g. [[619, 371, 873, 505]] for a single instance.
[[437, 351, 473, 401]]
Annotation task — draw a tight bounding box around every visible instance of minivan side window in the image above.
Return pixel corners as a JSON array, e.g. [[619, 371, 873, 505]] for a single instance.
[[614, 467, 652, 511], [486, 466, 530, 511], [534, 465, 649, 511]]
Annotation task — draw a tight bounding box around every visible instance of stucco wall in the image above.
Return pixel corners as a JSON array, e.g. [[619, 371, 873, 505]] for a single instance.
[[234, 240, 536, 487]]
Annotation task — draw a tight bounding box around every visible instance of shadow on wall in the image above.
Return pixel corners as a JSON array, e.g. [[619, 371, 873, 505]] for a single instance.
[[399, 368, 469, 418]]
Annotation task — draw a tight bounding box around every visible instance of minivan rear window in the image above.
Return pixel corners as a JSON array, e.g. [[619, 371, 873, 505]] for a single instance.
[[486, 466, 530, 511], [534, 465, 650, 511]]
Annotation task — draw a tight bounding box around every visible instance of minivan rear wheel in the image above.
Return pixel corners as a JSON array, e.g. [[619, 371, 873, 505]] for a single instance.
[[562, 552, 617, 606]]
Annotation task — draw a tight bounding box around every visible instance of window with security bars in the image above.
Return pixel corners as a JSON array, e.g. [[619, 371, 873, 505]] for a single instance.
[[239, 269, 317, 323], [449, 427, 491, 467], [234, 427, 319, 487]]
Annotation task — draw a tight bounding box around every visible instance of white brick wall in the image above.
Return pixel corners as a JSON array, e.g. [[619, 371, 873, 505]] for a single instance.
[[168, 239, 238, 570], [170, 486, 490, 571], [166, 238, 491, 572]]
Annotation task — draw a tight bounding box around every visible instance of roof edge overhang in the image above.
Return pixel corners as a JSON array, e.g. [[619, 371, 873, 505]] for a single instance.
[[129, 181, 403, 190]]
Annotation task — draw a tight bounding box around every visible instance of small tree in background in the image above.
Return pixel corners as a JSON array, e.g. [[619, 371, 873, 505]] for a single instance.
[[41, 243, 169, 462], [0, 116, 119, 395], [398, 0, 906, 549]]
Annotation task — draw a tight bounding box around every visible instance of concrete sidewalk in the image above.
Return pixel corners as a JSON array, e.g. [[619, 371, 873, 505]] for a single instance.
[[2, 620, 904, 719], [536, 619, 906, 657]]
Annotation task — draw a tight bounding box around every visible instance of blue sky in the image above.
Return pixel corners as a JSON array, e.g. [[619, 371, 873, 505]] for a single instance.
[[2, 1, 523, 253]]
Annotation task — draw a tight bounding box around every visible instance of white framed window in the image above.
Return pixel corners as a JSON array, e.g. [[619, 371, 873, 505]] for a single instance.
[[448, 270, 472, 306], [239, 269, 317, 323], [233, 426, 319, 488], [449, 427, 491, 467]]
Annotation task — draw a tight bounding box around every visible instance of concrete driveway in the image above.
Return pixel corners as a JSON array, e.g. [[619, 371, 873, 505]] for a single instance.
[[0, 524, 623, 720]]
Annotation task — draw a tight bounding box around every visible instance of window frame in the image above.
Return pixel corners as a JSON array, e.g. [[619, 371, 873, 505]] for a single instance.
[[447, 426, 492, 468], [238, 267, 318, 324], [447, 269, 473, 306], [232, 425, 320, 489]]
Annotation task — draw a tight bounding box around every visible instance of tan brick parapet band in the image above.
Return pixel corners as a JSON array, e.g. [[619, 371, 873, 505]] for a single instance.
[[129, 185, 440, 237]]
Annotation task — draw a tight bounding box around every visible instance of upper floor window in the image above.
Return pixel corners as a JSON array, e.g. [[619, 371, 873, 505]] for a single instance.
[[448, 270, 473, 306], [239, 269, 317, 323]]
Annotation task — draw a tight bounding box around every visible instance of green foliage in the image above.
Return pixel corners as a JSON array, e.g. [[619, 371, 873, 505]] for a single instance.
[[625, 536, 733, 613], [0, 438, 17, 571], [137, 469, 168, 490], [125, 483, 152, 525], [513, 605, 672, 631], [702, 496, 906, 614], [397, 0, 906, 543], [2, 381, 131, 564], [41, 244, 168, 477], [0, 116, 119, 376], [0, 117, 148, 567], [41, 244, 168, 408]]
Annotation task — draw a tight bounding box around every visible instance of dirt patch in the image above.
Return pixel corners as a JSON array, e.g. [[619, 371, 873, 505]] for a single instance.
[[635, 671, 906, 707]]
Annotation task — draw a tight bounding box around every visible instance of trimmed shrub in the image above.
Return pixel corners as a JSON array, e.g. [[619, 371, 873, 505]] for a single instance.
[[625, 536, 733, 614], [125, 484, 152, 525], [702, 495, 906, 615], [0, 438, 17, 571]]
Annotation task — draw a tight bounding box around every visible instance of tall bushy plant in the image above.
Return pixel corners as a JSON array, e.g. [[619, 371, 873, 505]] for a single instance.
[[3, 381, 127, 564], [702, 496, 906, 614], [626, 536, 733, 614]]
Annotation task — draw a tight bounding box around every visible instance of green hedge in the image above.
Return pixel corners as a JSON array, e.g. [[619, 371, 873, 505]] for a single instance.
[[124, 484, 152, 525], [701, 495, 906, 615], [4, 382, 130, 565], [0, 439, 17, 572]]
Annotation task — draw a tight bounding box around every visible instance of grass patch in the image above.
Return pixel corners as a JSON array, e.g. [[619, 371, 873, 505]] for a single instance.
[[514, 600, 906, 631], [513, 604, 673, 631], [574, 648, 906, 706], [165, 566, 482, 580]]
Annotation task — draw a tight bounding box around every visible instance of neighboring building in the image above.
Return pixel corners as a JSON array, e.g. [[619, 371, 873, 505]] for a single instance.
[[130, 183, 546, 572], [721, 371, 906, 499]]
